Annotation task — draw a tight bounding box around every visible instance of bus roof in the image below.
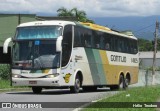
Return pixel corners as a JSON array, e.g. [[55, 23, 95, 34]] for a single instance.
[[76, 22, 137, 40], [17, 20, 75, 27], [17, 20, 137, 40]]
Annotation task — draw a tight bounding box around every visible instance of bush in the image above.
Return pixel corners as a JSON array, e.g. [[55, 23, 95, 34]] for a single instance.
[[0, 64, 10, 80]]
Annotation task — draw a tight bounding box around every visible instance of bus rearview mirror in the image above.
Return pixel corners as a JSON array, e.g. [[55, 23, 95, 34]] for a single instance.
[[3, 37, 12, 53], [56, 36, 62, 52]]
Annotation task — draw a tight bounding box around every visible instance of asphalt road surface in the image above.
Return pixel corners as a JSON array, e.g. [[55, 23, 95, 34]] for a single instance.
[[0, 88, 119, 111]]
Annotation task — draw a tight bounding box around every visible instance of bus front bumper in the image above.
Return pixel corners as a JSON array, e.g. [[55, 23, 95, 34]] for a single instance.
[[12, 77, 61, 86]]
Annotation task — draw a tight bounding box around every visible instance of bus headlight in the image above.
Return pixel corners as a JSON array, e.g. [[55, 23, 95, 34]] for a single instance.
[[12, 74, 22, 78], [46, 73, 59, 78]]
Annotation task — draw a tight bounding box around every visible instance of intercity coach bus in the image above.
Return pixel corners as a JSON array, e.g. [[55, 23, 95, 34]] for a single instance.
[[3, 20, 139, 93]]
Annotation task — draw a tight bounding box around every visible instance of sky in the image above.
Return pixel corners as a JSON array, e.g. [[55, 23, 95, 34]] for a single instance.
[[0, 0, 159, 39], [0, 0, 160, 17]]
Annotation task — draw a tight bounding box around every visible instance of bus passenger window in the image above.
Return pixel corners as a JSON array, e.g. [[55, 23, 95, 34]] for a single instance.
[[74, 27, 80, 47], [100, 36, 104, 49], [96, 44, 100, 48], [105, 43, 110, 50], [85, 40, 88, 47]]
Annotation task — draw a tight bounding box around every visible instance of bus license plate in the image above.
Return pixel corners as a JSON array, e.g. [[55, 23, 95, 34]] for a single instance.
[[29, 81, 37, 84]]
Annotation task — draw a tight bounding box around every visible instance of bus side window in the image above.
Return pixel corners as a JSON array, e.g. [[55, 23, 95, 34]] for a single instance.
[[130, 40, 134, 54], [85, 40, 88, 47], [85, 34, 91, 47], [82, 29, 92, 48], [74, 26, 81, 47], [92, 30, 100, 49], [100, 36, 105, 49], [105, 43, 110, 50], [126, 39, 131, 53], [133, 40, 138, 54], [103, 33, 111, 51], [62, 25, 72, 67]]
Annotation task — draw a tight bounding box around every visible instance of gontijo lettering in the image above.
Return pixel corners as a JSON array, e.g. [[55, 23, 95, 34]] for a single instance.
[[111, 55, 126, 62]]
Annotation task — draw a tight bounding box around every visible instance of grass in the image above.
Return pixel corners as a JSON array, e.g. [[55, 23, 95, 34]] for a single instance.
[[0, 79, 30, 91], [0, 79, 12, 89], [83, 86, 160, 111]]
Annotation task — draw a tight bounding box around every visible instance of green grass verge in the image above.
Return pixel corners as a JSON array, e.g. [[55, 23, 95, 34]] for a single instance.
[[0, 79, 12, 89], [83, 86, 160, 111], [0, 79, 30, 90]]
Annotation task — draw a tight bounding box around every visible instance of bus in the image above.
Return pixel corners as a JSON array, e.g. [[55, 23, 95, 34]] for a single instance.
[[3, 20, 139, 93]]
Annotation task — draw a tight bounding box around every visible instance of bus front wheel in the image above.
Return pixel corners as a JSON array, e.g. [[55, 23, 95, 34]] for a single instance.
[[70, 75, 81, 93], [32, 87, 42, 94]]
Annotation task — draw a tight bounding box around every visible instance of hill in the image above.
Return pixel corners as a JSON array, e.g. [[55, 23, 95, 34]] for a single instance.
[[92, 15, 160, 40]]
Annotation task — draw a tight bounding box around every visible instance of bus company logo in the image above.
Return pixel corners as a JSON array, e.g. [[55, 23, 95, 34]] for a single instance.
[[2, 103, 11, 108], [63, 73, 72, 83]]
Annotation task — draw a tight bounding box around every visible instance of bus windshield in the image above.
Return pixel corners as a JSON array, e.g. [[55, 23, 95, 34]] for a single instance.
[[16, 26, 62, 39], [12, 40, 60, 69]]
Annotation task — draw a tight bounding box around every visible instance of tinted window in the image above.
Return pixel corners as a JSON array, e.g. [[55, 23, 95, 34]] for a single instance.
[[74, 26, 83, 47], [62, 25, 72, 67], [93, 31, 101, 49], [73, 25, 138, 54]]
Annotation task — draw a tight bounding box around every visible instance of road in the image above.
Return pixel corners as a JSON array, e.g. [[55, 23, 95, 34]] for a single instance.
[[0, 88, 119, 111]]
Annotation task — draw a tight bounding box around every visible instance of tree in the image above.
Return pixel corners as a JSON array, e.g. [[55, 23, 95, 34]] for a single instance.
[[57, 7, 94, 23], [71, 8, 86, 22], [138, 38, 153, 51], [57, 7, 74, 17]]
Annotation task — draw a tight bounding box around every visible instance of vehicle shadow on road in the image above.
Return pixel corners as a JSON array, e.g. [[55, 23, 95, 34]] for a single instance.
[[6, 88, 112, 95]]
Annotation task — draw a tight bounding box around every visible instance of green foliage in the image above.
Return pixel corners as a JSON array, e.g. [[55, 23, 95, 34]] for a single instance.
[[57, 7, 94, 23], [138, 38, 153, 51], [138, 38, 160, 51], [0, 64, 10, 80]]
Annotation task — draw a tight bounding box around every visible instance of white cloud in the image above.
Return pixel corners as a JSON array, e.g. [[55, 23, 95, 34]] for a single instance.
[[0, 0, 159, 17]]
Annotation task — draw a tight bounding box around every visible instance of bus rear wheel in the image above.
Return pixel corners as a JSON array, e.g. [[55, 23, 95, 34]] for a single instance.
[[119, 75, 126, 90], [32, 87, 42, 94], [70, 75, 81, 93], [110, 75, 126, 90], [125, 78, 130, 88]]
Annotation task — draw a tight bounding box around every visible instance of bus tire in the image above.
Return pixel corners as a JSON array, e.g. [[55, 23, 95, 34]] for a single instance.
[[119, 75, 126, 90], [125, 78, 129, 88], [125, 74, 130, 88], [83, 86, 97, 92], [70, 75, 81, 93], [32, 87, 42, 94], [110, 75, 126, 90]]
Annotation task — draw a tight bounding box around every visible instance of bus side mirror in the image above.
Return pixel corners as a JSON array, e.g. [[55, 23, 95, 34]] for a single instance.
[[3, 37, 12, 53], [56, 36, 62, 52]]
